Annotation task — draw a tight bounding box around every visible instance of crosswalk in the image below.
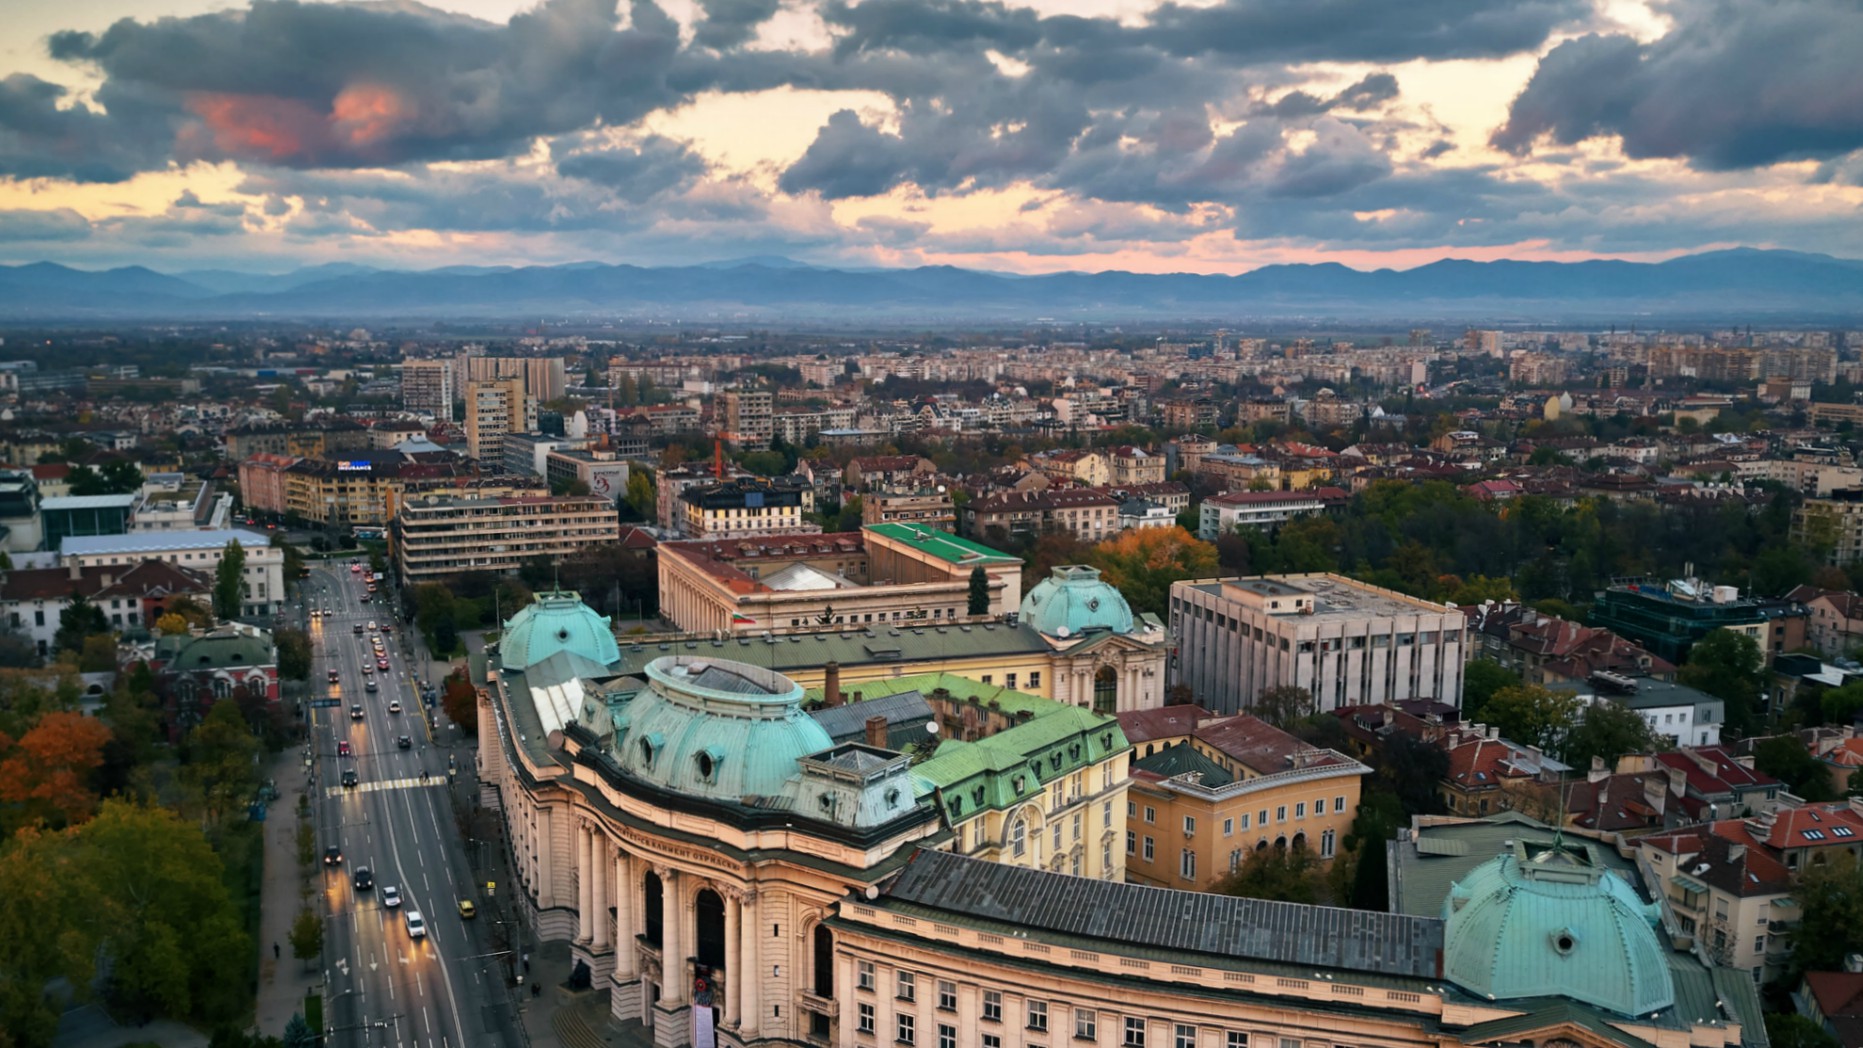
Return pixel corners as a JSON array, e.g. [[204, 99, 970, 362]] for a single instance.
[[327, 776, 448, 800]]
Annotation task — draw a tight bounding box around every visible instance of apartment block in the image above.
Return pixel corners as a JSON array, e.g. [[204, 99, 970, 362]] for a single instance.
[[680, 476, 815, 539], [720, 390, 774, 449], [465, 378, 534, 461], [391, 492, 620, 582], [465, 355, 567, 403], [1198, 488, 1344, 540], [1169, 573, 1470, 716], [861, 490, 957, 530], [400, 359, 454, 417]]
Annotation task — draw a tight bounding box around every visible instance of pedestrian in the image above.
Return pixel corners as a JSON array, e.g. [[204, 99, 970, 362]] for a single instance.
[[274, 942, 281, 960]]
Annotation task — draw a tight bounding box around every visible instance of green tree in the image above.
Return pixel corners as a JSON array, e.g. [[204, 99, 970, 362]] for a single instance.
[[1755, 735, 1839, 801], [1480, 684, 1582, 751], [432, 617, 460, 657], [1765, 1014, 1839, 1048], [181, 700, 260, 825], [1562, 698, 1663, 769], [274, 628, 312, 682], [284, 1014, 317, 1048], [1375, 733, 1450, 817], [1252, 685, 1314, 729], [623, 470, 656, 522], [165, 596, 213, 629], [1461, 660, 1522, 723], [967, 566, 990, 616], [0, 824, 101, 1045], [289, 906, 323, 968], [1446, 575, 1517, 606], [213, 539, 247, 621], [270, 532, 305, 581], [1821, 679, 1863, 726], [1212, 844, 1323, 904], [1787, 850, 1863, 981], [1679, 629, 1767, 737], [77, 633, 118, 673], [53, 594, 110, 658], [1346, 790, 1406, 911]]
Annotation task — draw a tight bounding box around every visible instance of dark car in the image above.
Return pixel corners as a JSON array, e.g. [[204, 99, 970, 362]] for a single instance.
[[350, 704, 363, 721], [353, 867, 373, 891], [341, 768, 359, 788], [396, 735, 412, 750], [328, 669, 340, 683], [324, 846, 343, 866], [365, 681, 378, 693]]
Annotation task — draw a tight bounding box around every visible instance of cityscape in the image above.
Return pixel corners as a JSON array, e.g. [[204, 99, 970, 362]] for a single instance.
[[1, 3, 1862, 1048]]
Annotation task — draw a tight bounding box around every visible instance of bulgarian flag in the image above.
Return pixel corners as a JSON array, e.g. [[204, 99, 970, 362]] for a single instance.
[[732, 613, 756, 626]]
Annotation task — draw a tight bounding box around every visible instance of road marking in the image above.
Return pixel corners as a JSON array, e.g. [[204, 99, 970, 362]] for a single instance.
[[325, 777, 447, 800]]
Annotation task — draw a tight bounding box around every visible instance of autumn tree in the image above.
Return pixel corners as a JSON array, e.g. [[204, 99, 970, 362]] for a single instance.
[[441, 670, 478, 735], [164, 596, 214, 630], [0, 710, 113, 834], [289, 906, 323, 969], [0, 825, 100, 1046], [155, 612, 191, 637], [180, 700, 260, 825], [1086, 526, 1218, 619]]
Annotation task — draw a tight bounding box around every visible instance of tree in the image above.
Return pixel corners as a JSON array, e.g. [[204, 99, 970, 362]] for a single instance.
[[156, 612, 191, 637], [1755, 735, 1839, 801], [1375, 733, 1451, 817], [0, 710, 113, 834], [77, 633, 118, 673], [967, 566, 990, 616], [274, 628, 312, 682], [1212, 844, 1323, 904], [181, 700, 260, 825], [165, 596, 213, 629], [1252, 685, 1314, 729], [213, 539, 247, 621], [441, 670, 478, 734], [0, 824, 101, 1046], [1480, 685, 1582, 751], [623, 470, 656, 522], [1562, 699, 1663, 769], [1446, 574, 1516, 606], [1086, 526, 1219, 619], [53, 594, 109, 658], [289, 906, 323, 968], [1787, 850, 1863, 981], [1765, 1014, 1839, 1048], [1461, 660, 1522, 723], [1346, 790, 1406, 910], [1678, 628, 1766, 737], [432, 616, 460, 657], [284, 1014, 317, 1048]]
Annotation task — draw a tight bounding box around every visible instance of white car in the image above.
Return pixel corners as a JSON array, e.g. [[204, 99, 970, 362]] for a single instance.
[[382, 885, 402, 908], [404, 910, 426, 938]]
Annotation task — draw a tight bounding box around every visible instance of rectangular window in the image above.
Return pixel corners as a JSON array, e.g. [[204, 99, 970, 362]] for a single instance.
[[1227, 1033, 1249, 1048], [898, 1013, 916, 1046], [897, 972, 916, 1002], [1104, 801, 1113, 829], [1125, 1017, 1148, 1048], [1052, 823, 1062, 851], [858, 1004, 876, 1034], [1176, 1025, 1197, 1048], [983, 991, 1002, 1023], [1239, 813, 1250, 830], [858, 961, 875, 992], [1180, 849, 1196, 880], [1335, 796, 1347, 813], [1275, 806, 1287, 823], [937, 981, 956, 1012], [939, 1026, 957, 1048], [1144, 806, 1156, 823], [1027, 1000, 1048, 1033], [1127, 830, 1136, 854], [1258, 809, 1268, 827], [1313, 795, 1325, 814], [1143, 836, 1155, 861], [1184, 816, 1196, 835], [1223, 818, 1234, 836], [1006, 673, 1017, 689], [1029, 672, 1040, 689], [1077, 1009, 1098, 1041], [983, 1037, 1002, 1048], [1295, 802, 1305, 819]]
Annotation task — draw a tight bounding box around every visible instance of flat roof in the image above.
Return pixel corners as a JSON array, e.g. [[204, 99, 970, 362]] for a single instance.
[[1186, 573, 1457, 619], [41, 494, 138, 511], [61, 528, 271, 556], [865, 523, 1021, 565]]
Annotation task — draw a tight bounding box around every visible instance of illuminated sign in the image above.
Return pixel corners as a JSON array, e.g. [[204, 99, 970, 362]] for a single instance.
[[337, 461, 372, 472]]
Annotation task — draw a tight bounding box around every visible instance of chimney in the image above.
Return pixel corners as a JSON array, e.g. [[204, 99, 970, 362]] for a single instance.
[[823, 661, 841, 707], [68, 561, 81, 581], [864, 715, 889, 749], [1589, 755, 1608, 783]]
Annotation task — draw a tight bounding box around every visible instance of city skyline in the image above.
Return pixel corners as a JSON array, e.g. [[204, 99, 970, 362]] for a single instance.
[[0, 0, 1859, 275]]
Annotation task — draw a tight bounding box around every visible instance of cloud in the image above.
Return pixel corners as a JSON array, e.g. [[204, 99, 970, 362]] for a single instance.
[[554, 135, 709, 202], [1143, 0, 1590, 65], [0, 207, 92, 242], [692, 0, 784, 49], [1493, 0, 1863, 169], [1253, 72, 1400, 118]]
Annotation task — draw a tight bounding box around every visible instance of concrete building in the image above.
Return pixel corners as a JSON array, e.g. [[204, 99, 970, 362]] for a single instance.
[[544, 449, 631, 504], [465, 355, 567, 404], [653, 462, 748, 534], [1197, 488, 1343, 540], [1124, 712, 1367, 889], [1107, 446, 1166, 486], [680, 477, 814, 539], [39, 494, 134, 551], [0, 470, 42, 554], [0, 558, 211, 656], [60, 529, 285, 618], [1170, 573, 1470, 716], [1554, 675, 1726, 748], [501, 432, 584, 478], [476, 589, 1768, 1048], [1797, 489, 1863, 566], [465, 378, 534, 461], [859, 490, 956, 530], [391, 492, 619, 582], [399, 359, 454, 417], [720, 390, 773, 449], [966, 488, 1121, 544], [1590, 578, 1806, 663], [130, 474, 232, 532], [656, 525, 1022, 634]]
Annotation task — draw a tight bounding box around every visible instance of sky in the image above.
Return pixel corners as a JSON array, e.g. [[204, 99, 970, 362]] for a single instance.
[[0, 0, 1858, 275]]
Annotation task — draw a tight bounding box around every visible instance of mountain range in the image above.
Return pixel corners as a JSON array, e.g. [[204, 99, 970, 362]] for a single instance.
[[0, 249, 1858, 323]]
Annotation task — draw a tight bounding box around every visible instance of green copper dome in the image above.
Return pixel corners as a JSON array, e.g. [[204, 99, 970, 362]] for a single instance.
[[501, 591, 621, 672], [609, 656, 834, 804], [1019, 565, 1134, 638], [1442, 841, 1673, 1018]]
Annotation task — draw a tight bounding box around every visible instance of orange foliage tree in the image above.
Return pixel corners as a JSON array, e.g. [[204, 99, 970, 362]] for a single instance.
[[0, 710, 113, 834], [1087, 526, 1219, 618]]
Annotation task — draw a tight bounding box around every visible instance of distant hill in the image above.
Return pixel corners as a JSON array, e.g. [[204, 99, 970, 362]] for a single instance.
[[1, 249, 1859, 322]]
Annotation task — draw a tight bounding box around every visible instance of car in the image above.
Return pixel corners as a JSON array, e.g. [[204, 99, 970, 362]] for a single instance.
[[457, 898, 476, 919], [396, 735, 412, 750], [388, 700, 401, 714], [353, 866, 372, 891], [353, 624, 364, 634], [367, 621, 377, 631], [341, 768, 358, 788], [380, 624, 393, 635], [351, 563, 362, 573], [350, 704, 364, 721], [404, 910, 426, 938], [328, 669, 340, 683], [378, 659, 391, 671], [365, 681, 378, 693], [337, 740, 351, 757], [359, 595, 370, 604], [382, 885, 402, 908], [324, 846, 343, 866]]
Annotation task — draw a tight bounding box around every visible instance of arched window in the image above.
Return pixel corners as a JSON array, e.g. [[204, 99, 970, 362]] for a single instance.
[[1009, 816, 1027, 859], [1093, 666, 1118, 715], [643, 871, 664, 947], [212, 677, 232, 700], [813, 925, 835, 997]]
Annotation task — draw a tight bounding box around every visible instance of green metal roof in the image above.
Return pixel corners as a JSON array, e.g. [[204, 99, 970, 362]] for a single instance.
[[156, 626, 274, 670], [1019, 564, 1135, 637], [864, 523, 1020, 566], [1132, 740, 1234, 787], [1441, 841, 1673, 1018], [500, 590, 620, 672]]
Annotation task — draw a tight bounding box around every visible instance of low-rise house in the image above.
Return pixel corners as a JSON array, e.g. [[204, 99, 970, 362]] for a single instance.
[[148, 621, 279, 739], [1788, 585, 1863, 658]]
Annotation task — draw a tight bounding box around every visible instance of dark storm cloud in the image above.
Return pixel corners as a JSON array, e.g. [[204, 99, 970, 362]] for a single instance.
[[554, 135, 709, 203], [1493, 0, 1863, 169], [1253, 72, 1400, 117], [1143, 0, 1589, 65], [0, 74, 174, 182], [820, 0, 1043, 59], [691, 0, 782, 50]]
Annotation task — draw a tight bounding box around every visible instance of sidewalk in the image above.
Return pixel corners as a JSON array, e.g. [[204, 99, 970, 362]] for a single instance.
[[253, 746, 322, 1039]]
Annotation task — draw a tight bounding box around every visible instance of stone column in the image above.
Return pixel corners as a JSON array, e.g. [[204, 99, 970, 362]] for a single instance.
[[614, 851, 635, 967], [592, 836, 611, 951], [537, 807, 555, 908], [723, 889, 742, 1028], [739, 890, 761, 1035], [576, 823, 593, 942], [659, 866, 686, 1005]]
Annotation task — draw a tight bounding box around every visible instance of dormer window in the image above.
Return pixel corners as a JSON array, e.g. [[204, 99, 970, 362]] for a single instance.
[[639, 736, 656, 767]]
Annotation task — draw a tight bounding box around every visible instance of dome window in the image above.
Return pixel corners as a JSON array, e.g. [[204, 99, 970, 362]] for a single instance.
[[695, 747, 725, 783], [639, 732, 663, 767], [1550, 927, 1580, 956]]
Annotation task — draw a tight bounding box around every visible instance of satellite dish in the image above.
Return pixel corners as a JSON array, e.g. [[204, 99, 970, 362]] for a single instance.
[[1056, 625, 1071, 638], [864, 885, 880, 900], [926, 722, 940, 735]]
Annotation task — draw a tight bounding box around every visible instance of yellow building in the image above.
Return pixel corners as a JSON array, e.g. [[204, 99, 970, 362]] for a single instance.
[[465, 377, 533, 460]]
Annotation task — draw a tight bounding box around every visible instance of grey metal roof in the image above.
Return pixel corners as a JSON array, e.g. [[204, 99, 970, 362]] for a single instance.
[[614, 622, 1050, 676], [884, 849, 1444, 979], [810, 690, 935, 744]]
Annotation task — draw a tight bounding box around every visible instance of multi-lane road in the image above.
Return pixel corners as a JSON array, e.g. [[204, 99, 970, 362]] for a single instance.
[[301, 561, 520, 1048]]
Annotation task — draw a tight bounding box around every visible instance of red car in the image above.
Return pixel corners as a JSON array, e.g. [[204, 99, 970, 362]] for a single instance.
[[338, 740, 352, 757], [377, 659, 391, 671]]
